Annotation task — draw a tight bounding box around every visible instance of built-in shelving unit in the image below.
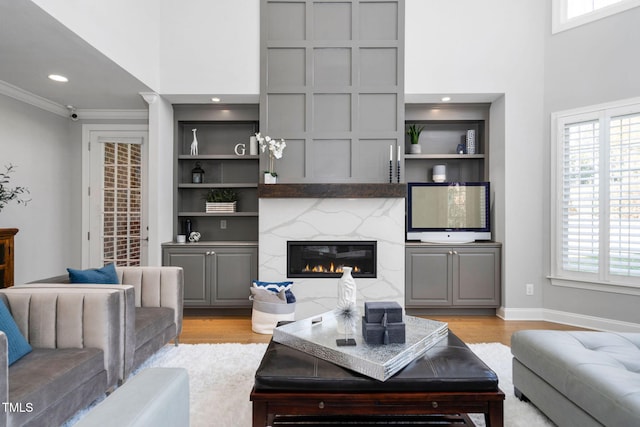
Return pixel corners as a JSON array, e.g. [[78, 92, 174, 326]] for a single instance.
[[404, 104, 490, 183], [403, 104, 500, 313], [163, 105, 260, 311], [173, 113, 260, 242]]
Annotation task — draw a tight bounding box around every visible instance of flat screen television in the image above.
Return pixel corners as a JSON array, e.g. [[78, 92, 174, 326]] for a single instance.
[[407, 182, 491, 243]]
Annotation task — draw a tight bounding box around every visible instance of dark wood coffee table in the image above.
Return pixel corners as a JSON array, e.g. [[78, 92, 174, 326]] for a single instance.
[[250, 332, 504, 426]]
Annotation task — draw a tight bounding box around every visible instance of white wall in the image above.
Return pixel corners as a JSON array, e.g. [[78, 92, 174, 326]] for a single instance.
[[406, 0, 546, 313], [542, 4, 640, 326], [31, 0, 260, 96], [31, 0, 161, 90], [159, 0, 260, 95], [0, 94, 79, 283]]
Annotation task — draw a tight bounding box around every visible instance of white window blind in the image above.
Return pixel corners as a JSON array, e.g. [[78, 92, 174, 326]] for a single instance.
[[554, 100, 640, 287], [562, 119, 600, 274], [608, 113, 640, 277]]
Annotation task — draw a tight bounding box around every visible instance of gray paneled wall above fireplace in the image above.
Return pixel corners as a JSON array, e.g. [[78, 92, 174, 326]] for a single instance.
[[260, 0, 405, 183]]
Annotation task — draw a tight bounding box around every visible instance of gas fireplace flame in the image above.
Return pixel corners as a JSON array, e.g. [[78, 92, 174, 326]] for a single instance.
[[302, 263, 361, 274]]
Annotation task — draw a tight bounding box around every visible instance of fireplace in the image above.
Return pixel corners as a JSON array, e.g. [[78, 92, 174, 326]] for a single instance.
[[287, 241, 377, 278]]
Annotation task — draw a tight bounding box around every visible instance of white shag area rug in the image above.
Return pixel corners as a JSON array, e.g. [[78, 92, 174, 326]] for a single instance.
[[66, 342, 554, 427]]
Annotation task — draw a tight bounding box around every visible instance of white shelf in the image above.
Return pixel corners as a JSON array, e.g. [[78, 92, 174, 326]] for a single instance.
[[178, 154, 259, 160], [404, 154, 485, 160]]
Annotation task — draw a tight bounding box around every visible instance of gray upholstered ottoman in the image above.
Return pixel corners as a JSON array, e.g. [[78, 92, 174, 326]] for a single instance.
[[74, 367, 189, 427], [511, 330, 640, 427]]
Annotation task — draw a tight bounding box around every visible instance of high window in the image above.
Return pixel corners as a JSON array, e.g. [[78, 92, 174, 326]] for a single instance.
[[552, 0, 640, 33], [551, 98, 640, 289]]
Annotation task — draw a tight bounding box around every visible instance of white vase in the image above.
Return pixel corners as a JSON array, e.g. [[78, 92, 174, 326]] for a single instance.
[[336, 267, 357, 335], [409, 144, 422, 154], [264, 173, 277, 184], [249, 136, 259, 155]]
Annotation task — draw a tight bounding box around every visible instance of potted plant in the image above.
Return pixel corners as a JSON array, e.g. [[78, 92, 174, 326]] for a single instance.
[[0, 164, 30, 212], [407, 124, 424, 154], [204, 188, 238, 213], [256, 132, 286, 184]]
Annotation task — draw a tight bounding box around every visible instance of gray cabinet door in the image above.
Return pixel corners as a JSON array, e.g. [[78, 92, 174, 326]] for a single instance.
[[405, 244, 501, 309], [212, 247, 257, 307], [405, 248, 452, 306], [453, 248, 501, 306], [163, 247, 210, 306]]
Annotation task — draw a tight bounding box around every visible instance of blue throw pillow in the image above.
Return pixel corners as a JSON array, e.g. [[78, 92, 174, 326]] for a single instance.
[[67, 263, 119, 284], [0, 300, 32, 365], [252, 280, 293, 292], [252, 280, 296, 303]]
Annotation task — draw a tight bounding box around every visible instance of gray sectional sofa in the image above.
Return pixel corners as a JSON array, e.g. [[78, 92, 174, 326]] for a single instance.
[[0, 266, 186, 426], [28, 266, 184, 381], [512, 330, 640, 427], [0, 287, 123, 427]]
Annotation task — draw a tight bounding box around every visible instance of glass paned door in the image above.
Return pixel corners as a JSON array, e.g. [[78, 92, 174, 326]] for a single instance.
[[87, 129, 148, 267], [102, 142, 144, 266]]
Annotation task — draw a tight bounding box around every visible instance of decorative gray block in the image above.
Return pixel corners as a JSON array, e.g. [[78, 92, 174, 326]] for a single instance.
[[362, 320, 406, 345], [364, 301, 403, 323]]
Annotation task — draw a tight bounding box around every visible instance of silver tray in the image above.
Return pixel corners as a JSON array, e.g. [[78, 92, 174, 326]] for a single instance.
[[272, 311, 448, 381]]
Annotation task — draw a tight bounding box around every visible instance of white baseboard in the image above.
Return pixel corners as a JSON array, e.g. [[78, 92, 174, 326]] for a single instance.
[[498, 307, 640, 332]]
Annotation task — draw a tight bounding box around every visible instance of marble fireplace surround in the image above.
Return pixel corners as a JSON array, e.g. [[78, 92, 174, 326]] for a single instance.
[[258, 184, 406, 319]]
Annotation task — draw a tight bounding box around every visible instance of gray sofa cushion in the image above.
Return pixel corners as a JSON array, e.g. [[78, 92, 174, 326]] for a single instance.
[[135, 307, 174, 347], [512, 330, 640, 427], [9, 348, 106, 421]]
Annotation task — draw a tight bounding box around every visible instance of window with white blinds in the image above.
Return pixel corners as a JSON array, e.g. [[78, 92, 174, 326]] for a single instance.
[[554, 100, 640, 287], [608, 113, 640, 277], [562, 119, 600, 274]]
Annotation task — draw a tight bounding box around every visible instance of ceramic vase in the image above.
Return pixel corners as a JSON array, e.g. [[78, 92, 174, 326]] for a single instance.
[[336, 267, 357, 335], [409, 144, 422, 154], [249, 136, 259, 155], [264, 172, 277, 184]]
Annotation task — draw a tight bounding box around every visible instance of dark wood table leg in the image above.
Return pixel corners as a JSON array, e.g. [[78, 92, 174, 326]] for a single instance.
[[252, 400, 268, 427], [485, 399, 504, 427]]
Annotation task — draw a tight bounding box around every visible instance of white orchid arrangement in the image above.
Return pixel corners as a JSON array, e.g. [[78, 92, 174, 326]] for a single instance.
[[256, 132, 286, 176]]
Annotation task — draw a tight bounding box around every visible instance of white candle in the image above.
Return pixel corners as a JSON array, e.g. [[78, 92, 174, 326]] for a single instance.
[[390, 145, 393, 161], [397, 145, 401, 160]]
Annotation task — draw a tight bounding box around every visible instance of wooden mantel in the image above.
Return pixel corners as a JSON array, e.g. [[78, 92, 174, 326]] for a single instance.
[[258, 183, 406, 199]]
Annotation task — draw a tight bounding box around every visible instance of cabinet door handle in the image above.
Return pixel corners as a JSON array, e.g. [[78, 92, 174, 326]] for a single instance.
[[448, 251, 453, 255], [453, 251, 458, 255]]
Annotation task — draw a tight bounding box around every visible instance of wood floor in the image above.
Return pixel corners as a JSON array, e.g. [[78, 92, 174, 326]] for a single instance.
[[179, 314, 589, 347]]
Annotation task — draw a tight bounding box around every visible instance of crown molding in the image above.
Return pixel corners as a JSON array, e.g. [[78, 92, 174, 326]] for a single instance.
[[76, 109, 148, 120], [0, 80, 148, 120], [0, 79, 68, 117]]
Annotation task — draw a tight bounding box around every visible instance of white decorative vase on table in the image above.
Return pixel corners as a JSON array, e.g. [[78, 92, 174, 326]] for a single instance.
[[335, 267, 357, 341]]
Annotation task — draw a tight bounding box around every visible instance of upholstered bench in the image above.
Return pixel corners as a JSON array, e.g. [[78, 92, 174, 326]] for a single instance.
[[74, 367, 189, 427], [512, 330, 640, 427], [251, 332, 504, 426]]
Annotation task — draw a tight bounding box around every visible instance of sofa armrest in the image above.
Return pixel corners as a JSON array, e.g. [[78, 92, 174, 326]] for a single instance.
[[0, 288, 122, 389], [14, 283, 136, 383], [0, 332, 7, 427], [117, 267, 184, 337]]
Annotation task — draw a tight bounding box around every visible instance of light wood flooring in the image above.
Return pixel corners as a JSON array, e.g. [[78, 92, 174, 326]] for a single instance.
[[179, 314, 589, 347]]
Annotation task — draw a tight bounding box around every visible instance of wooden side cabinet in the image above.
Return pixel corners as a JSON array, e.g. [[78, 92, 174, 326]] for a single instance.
[[162, 243, 257, 308], [406, 242, 501, 310], [0, 228, 18, 288]]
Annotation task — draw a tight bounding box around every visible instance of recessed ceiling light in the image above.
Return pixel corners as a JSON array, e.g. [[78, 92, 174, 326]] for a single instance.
[[211, 97, 221, 103], [441, 96, 451, 102], [48, 74, 68, 83]]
